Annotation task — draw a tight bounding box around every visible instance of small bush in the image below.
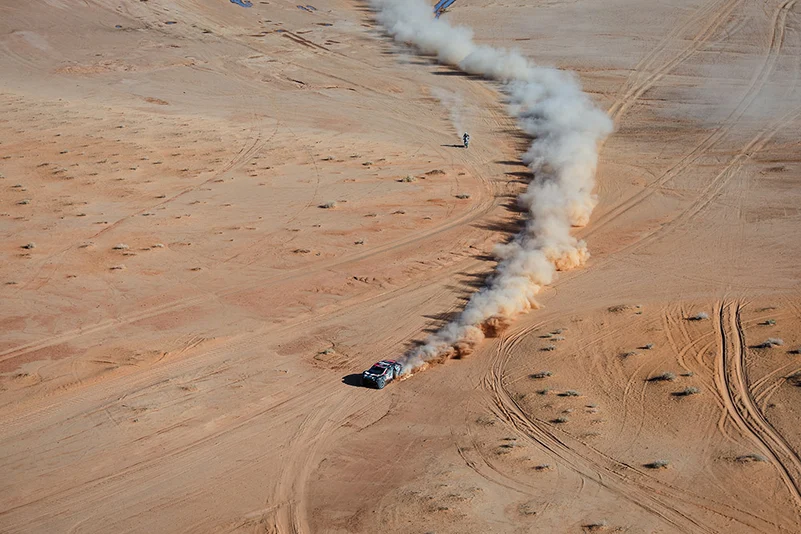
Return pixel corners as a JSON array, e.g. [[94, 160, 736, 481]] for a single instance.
[[688, 312, 709, 321], [109, 265, 125, 270], [533, 464, 551, 471], [537, 389, 550, 395], [645, 459, 670, 469], [541, 345, 556, 352], [17, 199, 30, 205], [551, 328, 565, 334], [552, 416, 569, 424], [755, 338, 784, 349], [362, 161, 373, 166], [319, 201, 338, 209], [552, 336, 566, 342], [621, 351, 638, 358], [530, 371, 552, 379], [559, 390, 581, 397], [640, 343, 654, 350], [112, 243, 129, 250], [455, 194, 471, 199], [681, 371, 695, 377], [789, 348, 801, 355], [648, 372, 676, 382], [736, 453, 767, 463], [761, 319, 777, 326], [21, 242, 35, 249], [583, 520, 608, 531], [674, 386, 701, 397], [400, 175, 416, 182]]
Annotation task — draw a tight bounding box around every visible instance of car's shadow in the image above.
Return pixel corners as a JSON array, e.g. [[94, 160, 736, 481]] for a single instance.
[[342, 373, 364, 387]]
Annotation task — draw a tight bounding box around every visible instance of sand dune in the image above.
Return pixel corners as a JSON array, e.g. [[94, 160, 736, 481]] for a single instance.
[[1, 0, 800, 532]]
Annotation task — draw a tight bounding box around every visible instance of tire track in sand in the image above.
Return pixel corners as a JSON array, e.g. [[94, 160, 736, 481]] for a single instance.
[[589, 0, 796, 239], [475, 321, 788, 532], [715, 301, 801, 514]]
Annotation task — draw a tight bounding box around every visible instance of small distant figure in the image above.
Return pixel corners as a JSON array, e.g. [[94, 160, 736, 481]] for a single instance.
[[463, 132, 470, 149]]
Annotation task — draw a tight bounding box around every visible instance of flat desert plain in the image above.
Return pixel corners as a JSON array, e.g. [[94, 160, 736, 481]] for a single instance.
[[2, 0, 801, 532]]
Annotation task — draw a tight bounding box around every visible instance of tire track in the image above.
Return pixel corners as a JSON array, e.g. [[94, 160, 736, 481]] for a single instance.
[[589, 0, 795, 240], [715, 301, 801, 514], [607, 0, 744, 121], [476, 318, 789, 532]]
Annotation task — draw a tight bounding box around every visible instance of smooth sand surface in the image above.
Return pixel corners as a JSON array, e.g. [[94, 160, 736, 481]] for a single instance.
[[2, 0, 800, 532]]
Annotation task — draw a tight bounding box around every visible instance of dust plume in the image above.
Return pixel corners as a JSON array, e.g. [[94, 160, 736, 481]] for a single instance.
[[369, 0, 613, 372], [431, 87, 467, 140]]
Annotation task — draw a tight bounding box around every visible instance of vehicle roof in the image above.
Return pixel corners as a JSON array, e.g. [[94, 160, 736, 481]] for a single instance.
[[375, 359, 397, 366]]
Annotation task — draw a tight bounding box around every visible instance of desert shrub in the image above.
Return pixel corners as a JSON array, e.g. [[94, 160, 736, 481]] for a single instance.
[[400, 175, 416, 182], [761, 319, 777, 326], [641, 343, 654, 350], [21, 243, 35, 249], [455, 194, 471, 199], [552, 416, 569, 424], [541, 345, 556, 352], [530, 371, 552, 379], [736, 454, 767, 463], [559, 390, 581, 397], [319, 201, 337, 209], [648, 372, 676, 382], [755, 338, 784, 348], [583, 520, 608, 531], [112, 243, 129, 250], [674, 386, 701, 397], [645, 459, 670, 469], [688, 312, 709, 321]]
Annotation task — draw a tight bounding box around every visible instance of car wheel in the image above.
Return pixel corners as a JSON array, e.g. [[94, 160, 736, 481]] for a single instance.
[[377, 378, 386, 389]]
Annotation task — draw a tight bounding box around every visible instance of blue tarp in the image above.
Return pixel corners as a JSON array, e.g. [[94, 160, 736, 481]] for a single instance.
[[230, 0, 252, 7], [434, 0, 456, 18]]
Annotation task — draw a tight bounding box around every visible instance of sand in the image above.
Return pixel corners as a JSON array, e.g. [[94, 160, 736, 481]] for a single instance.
[[1, 0, 800, 532]]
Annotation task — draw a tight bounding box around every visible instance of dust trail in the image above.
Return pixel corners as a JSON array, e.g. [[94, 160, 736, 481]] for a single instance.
[[431, 87, 467, 141], [369, 0, 613, 372]]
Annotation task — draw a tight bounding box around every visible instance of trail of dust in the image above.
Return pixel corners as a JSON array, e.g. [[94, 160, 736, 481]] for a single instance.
[[431, 86, 467, 141], [368, 0, 612, 371]]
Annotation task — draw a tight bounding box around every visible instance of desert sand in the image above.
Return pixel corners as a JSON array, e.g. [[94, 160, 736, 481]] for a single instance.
[[2, 0, 801, 532]]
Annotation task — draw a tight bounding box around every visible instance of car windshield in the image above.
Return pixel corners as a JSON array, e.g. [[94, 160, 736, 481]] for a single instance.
[[368, 365, 387, 374]]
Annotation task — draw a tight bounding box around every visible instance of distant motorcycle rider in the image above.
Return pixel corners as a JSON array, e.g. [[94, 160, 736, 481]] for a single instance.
[[463, 132, 470, 148]]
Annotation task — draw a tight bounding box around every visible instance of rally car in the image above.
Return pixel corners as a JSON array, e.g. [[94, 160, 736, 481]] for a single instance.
[[361, 360, 403, 389]]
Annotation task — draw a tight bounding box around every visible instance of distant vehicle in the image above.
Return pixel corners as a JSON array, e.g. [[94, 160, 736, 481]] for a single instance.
[[463, 132, 470, 148], [361, 360, 403, 389]]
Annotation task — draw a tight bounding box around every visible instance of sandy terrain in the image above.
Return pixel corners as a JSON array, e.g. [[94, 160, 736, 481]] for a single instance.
[[2, 0, 801, 532]]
